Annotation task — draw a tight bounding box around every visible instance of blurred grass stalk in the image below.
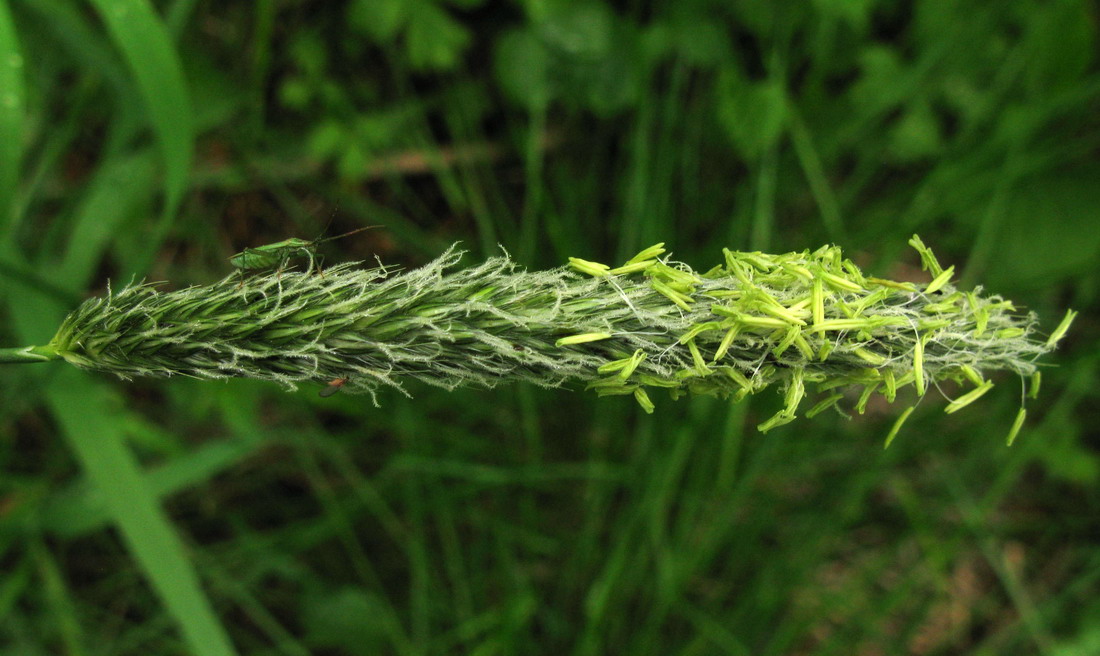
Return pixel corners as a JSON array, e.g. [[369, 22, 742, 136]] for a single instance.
[[1, 237, 1072, 437]]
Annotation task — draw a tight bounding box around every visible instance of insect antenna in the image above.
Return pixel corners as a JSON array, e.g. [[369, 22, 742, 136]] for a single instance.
[[314, 225, 381, 245]]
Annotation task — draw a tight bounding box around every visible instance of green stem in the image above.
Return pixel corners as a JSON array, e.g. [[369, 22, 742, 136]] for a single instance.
[[0, 345, 59, 364]]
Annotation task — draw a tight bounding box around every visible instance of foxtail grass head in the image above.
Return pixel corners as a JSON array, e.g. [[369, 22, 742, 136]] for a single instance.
[[19, 236, 1072, 440]]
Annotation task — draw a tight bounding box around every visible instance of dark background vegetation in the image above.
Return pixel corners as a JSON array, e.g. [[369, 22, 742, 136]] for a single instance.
[[0, 0, 1098, 654]]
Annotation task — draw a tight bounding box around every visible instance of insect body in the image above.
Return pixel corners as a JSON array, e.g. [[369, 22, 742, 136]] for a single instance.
[[230, 226, 377, 275], [230, 237, 318, 272], [318, 377, 349, 398]]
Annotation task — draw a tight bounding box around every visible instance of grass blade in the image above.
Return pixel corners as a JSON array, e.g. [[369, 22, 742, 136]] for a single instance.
[[38, 439, 257, 538], [59, 151, 157, 289], [1, 238, 237, 656], [46, 374, 238, 656], [0, 0, 25, 227], [87, 0, 192, 214]]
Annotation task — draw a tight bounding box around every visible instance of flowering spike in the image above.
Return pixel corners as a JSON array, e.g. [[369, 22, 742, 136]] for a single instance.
[[0, 239, 1061, 441]]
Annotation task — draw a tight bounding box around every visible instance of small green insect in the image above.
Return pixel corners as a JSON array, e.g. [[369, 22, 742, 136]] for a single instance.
[[230, 226, 377, 275]]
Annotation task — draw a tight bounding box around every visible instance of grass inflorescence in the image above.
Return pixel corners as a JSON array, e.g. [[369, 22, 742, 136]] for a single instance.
[[13, 237, 1071, 433]]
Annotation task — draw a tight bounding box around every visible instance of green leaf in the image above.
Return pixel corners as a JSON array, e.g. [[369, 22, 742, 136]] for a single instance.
[[445, 0, 487, 9], [1022, 0, 1096, 93], [405, 1, 471, 71], [353, 108, 415, 149], [1035, 415, 1097, 485], [985, 166, 1100, 289], [581, 50, 645, 116], [494, 29, 553, 111], [849, 45, 908, 118], [306, 119, 347, 159], [0, 0, 25, 227], [13, 0, 133, 97], [811, 0, 878, 31], [888, 100, 943, 162], [667, 18, 731, 66], [58, 152, 158, 290], [39, 440, 257, 538], [347, 0, 407, 42], [0, 237, 238, 656], [279, 76, 312, 109], [88, 0, 193, 214], [534, 0, 615, 58], [716, 73, 788, 160], [288, 31, 327, 76], [46, 375, 240, 656], [303, 587, 394, 653], [337, 143, 369, 181]]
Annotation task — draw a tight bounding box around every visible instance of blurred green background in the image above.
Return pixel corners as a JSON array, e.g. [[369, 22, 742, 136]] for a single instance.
[[0, 0, 1097, 654]]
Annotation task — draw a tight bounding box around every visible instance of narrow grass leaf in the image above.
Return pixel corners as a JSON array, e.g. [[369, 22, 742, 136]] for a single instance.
[[788, 108, 845, 240], [33, 544, 86, 652], [88, 0, 193, 214], [39, 440, 257, 538], [1, 239, 236, 656], [11, 0, 138, 154], [59, 152, 157, 289], [0, 0, 25, 226], [47, 376, 238, 656]]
